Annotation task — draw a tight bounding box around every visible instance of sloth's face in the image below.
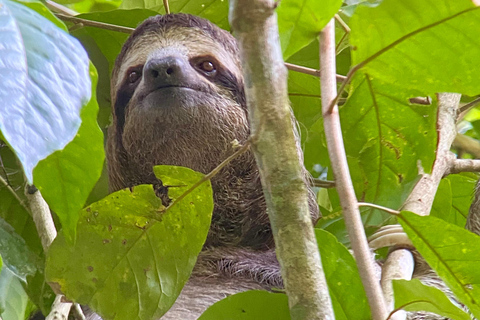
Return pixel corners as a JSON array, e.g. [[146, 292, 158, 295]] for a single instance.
[[109, 19, 250, 178]]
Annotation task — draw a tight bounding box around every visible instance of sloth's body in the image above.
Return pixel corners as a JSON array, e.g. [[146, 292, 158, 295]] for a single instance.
[[103, 14, 318, 319]]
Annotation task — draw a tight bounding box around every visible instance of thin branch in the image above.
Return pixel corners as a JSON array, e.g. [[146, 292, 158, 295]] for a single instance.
[[45, 0, 77, 16], [381, 249, 415, 320], [285, 62, 346, 82], [358, 202, 400, 215], [458, 96, 480, 115], [0, 175, 29, 213], [55, 14, 134, 33], [167, 141, 250, 209], [320, 19, 388, 320], [163, 0, 170, 14], [444, 158, 480, 176], [334, 14, 350, 33], [230, 1, 335, 318], [409, 96, 432, 105], [386, 300, 433, 320], [452, 133, 480, 158], [25, 185, 75, 319], [311, 178, 335, 188]]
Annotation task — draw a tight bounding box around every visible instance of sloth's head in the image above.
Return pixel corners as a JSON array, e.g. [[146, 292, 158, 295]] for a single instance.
[[108, 14, 250, 191]]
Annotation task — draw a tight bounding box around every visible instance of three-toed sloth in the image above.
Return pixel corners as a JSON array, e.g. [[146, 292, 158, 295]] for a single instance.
[[96, 13, 319, 320]]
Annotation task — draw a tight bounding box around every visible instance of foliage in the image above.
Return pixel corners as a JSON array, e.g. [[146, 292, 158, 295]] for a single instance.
[[0, 0, 480, 319]]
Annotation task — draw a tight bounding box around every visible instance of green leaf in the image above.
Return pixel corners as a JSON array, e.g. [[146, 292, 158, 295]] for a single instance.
[[392, 279, 470, 320], [340, 75, 436, 226], [15, 0, 67, 30], [119, 0, 230, 30], [0, 218, 38, 282], [0, 267, 30, 320], [277, 0, 342, 59], [315, 229, 371, 320], [350, 0, 480, 95], [46, 166, 213, 320], [431, 174, 476, 227], [398, 212, 480, 318], [33, 64, 105, 243], [0, 0, 91, 182], [198, 291, 290, 320]]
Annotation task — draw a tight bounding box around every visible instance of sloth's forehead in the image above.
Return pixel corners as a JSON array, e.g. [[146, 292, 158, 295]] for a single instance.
[[117, 27, 240, 81]]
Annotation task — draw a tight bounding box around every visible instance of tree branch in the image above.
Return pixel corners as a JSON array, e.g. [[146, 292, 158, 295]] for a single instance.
[[25, 186, 78, 319], [444, 158, 480, 176], [401, 93, 461, 215], [285, 62, 346, 82], [229, 2, 334, 319], [452, 133, 480, 158], [320, 19, 388, 320]]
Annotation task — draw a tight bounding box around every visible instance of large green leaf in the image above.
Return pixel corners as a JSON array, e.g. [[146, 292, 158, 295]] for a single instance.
[[0, 218, 38, 282], [198, 291, 290, 320], [0, 266, 30, 320], [398, 212, 480, 318], [326, 75, 436, 227], [46, 166, 213, 320], [119, 0, 230, 30], [277, 0, 342, 59], [350, 0, 480, 95], [33, 65, 104, 243], [0, 0, 91, 182], [431, 174, 477, 228], [315, 229, 370, 320], [392, 279, 470, 320]]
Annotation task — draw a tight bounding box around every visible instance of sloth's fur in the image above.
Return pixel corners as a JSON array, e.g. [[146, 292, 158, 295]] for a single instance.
[[104, 13, 319, 319]]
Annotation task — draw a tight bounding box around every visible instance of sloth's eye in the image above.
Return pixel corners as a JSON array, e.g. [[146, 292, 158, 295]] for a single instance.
[[128, 70, 141, 83], [199, 61, 216, 73]]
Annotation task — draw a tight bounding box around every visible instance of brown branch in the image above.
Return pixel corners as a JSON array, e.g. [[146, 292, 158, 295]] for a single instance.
[[230, 1, 334, 319], [55, 14, 134, 34], [358, 202, 400, 215], [285, 62, 346, 82], [458, 96, 480, 116], [320, 19, 388, 320], [45, 0, 77, 16]]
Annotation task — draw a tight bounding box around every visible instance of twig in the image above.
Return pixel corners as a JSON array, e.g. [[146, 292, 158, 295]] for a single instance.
[[0, 175, 29, 213], [167, 142, 250, 209], [381, 249, 414, 320], [311, 178, 335, 188], [55, 14, 134, 34], [444, 158, 480, 176], [285, 62, 346, 82], [45, 0, 77, 16], [452, 133, 480, 158], [458, 96, 480, 115], [163, 0, 170, 14], [230, 1, 335, 318], [409, 97, 432, 105], [358, 202, 400, 215], [320, 19, 388, 320], [334, 14, 350, 53]]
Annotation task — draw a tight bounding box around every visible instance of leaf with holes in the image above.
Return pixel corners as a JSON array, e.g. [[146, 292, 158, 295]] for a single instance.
[[46, 166, 213, 320], [0, 0, 90, 182]]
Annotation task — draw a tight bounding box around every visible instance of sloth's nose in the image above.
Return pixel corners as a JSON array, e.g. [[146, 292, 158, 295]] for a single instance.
[[143, 56, 193, 89]]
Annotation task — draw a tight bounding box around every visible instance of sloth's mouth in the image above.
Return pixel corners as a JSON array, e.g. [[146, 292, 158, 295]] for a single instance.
[[147, 85, 210, 96]]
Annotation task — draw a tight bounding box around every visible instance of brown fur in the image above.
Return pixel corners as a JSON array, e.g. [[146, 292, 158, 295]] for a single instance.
[[103, 13, 319, 319]]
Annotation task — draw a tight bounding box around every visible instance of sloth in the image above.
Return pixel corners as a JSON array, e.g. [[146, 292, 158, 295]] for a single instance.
[[98, 13, 319, 320]]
